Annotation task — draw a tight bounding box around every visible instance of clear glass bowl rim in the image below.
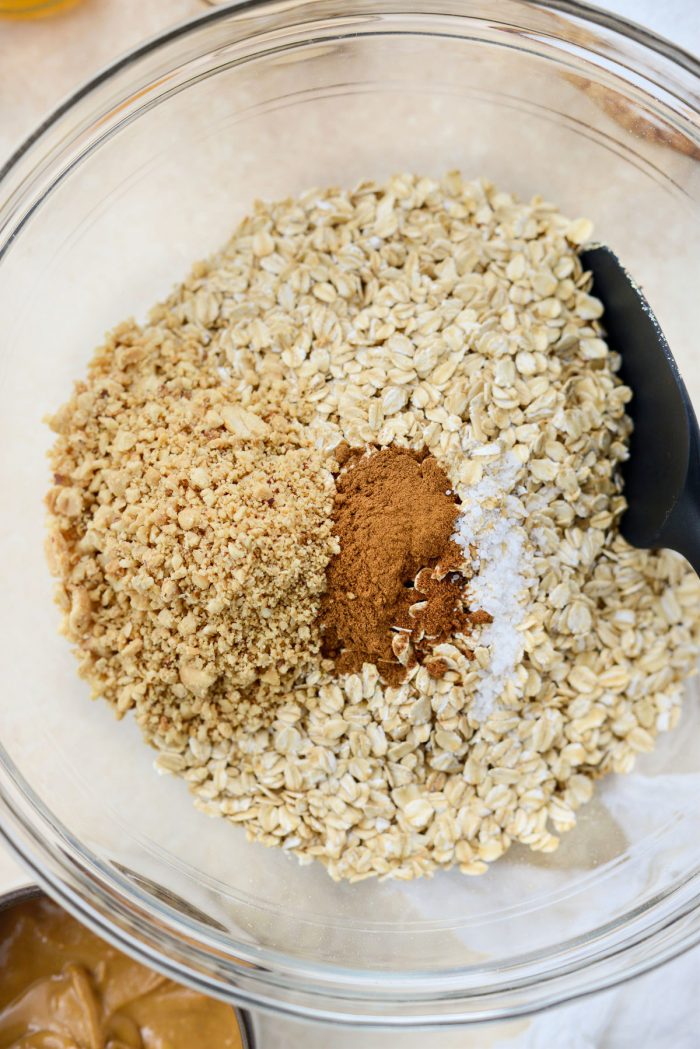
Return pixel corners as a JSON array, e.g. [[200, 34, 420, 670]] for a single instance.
[[1, 0, 700, 1027]]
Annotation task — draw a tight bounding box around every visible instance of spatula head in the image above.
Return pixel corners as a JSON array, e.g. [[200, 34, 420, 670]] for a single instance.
[[580, 245, 698, 555]]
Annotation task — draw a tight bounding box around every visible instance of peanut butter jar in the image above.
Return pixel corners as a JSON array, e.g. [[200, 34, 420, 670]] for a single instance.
[[0, 886, 254, 1049]]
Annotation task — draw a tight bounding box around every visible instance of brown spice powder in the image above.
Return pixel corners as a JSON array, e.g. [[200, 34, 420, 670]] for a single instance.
[[396, 555, 493, 669], [320, 445, 490, 683]]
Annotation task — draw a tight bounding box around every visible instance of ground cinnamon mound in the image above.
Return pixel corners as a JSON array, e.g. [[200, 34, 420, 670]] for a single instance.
[[394, 554, 493, 669], [320, 445, 490, 683]]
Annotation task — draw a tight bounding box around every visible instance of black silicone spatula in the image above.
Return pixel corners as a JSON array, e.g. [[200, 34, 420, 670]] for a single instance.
[[580, 245, 700, 574]]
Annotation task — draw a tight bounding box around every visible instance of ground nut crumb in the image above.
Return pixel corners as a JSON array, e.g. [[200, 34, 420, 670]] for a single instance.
[[46, 326, 339, 743]]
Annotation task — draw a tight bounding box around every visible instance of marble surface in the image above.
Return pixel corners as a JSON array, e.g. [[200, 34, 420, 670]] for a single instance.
[[0, 2, 699, 1047]]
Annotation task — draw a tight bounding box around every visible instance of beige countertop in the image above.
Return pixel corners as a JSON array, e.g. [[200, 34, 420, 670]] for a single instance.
[[1, 3, 699, 1047]]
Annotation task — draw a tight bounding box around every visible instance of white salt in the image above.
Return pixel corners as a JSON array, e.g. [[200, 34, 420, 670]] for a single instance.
[[454, 452, 530, 721]]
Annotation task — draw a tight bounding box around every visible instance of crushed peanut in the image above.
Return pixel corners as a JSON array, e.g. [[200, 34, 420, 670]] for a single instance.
[[46, 322, 339, 741]]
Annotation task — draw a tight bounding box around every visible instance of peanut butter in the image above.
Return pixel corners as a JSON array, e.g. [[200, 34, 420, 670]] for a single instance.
[[0, 895, 246, 1049]]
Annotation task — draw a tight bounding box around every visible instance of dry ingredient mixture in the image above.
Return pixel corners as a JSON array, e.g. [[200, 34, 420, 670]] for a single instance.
[[46, 173, 700, 881]]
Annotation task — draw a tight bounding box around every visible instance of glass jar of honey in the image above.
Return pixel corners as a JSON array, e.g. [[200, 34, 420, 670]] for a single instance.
[[0, 0, 82, 17]]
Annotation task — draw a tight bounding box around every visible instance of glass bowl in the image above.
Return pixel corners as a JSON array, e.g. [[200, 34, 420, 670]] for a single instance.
[[1, 0, 699, 1028]]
